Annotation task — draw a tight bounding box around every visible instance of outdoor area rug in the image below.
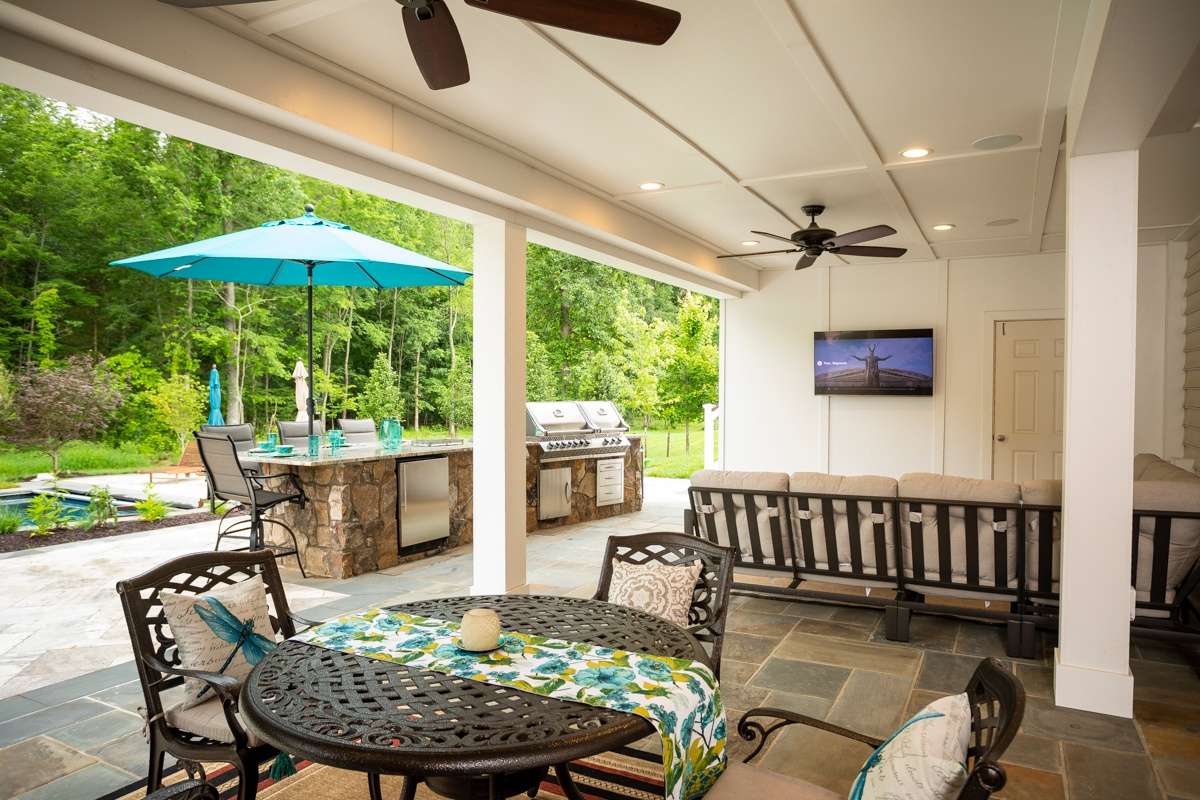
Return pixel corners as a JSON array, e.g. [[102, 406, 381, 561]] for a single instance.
[[100, 746, 665, 800]]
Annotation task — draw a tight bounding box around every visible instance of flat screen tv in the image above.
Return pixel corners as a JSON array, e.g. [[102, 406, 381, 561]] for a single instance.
[[814, 328, 934, 396]]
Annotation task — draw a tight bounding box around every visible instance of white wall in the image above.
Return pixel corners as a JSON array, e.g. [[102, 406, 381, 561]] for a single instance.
[[720, 245, 1180, 478]]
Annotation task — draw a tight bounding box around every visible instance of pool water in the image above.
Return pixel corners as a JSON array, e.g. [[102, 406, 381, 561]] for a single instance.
[[0, 491, 138, 527]]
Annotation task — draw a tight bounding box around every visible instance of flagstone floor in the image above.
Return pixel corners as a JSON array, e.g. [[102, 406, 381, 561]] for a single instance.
[[0, 478, 1196, 799]]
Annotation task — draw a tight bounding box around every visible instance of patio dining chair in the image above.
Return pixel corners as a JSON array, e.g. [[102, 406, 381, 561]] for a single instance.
[[116, 551, 316, 800], [194, 431, 306, 577], [337, 417, 378, 445], [277, 419, 325, 450], [714, 657, 1025, 799], [593, 531, 734, 677]]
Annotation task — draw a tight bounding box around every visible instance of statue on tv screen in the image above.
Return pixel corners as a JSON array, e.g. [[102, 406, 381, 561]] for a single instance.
[[853, 343, 891, 388]]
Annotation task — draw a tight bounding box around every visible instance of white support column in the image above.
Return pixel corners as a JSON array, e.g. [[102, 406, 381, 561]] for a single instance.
[[1055, 150, 1138, 717], [471, 218, 528, 595]]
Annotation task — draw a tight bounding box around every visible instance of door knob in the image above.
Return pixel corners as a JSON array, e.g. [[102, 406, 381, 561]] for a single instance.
[[996, 434, 1007, 442]]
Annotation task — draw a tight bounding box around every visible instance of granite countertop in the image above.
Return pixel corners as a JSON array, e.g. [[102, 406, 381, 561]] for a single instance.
[[252, 440, 473, 466]]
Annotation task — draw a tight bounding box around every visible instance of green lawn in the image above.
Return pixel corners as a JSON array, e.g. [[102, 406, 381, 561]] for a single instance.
[[0, 442, 159, 483], [640, 427, 710, 479]]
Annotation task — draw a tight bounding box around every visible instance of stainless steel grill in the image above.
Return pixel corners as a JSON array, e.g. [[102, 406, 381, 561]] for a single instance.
[[526, 400, 631, 463]]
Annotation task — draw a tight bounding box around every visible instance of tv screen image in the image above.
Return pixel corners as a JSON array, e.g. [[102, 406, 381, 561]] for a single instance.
[[814, 329, 934, 396]]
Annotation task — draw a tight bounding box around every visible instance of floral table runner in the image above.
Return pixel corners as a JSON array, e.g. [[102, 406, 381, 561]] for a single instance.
[[293, 608, 727, 800]]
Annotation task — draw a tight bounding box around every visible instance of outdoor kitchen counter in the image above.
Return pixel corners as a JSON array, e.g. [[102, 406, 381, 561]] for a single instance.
[[258, 436, 642, 579]]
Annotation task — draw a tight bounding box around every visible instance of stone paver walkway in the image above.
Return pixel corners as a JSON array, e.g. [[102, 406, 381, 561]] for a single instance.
[[0, 478, 1196, 799]]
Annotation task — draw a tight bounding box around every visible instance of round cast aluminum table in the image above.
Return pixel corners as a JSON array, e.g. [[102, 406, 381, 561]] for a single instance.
[[240, 595, 712, 800]]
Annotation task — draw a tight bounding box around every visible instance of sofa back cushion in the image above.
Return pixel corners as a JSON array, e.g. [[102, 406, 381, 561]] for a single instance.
[[690, 470, 792, 566], [1133, 480, 1200, 601], [789, 473, 898, 576], [898, 473, 1021, 588]]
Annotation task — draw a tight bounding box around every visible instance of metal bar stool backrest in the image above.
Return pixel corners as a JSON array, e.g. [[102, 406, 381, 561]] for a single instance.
[[194, 432, 252, 504], [115, 551, 296, 739], [594, 531, 735, 676], [278, 420, 323, 449], [337, 418, 378, 445], [199, 423, 256, 452]]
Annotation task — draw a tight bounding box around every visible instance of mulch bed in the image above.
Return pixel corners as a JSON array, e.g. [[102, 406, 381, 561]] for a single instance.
[[0, 510, 224, 554]]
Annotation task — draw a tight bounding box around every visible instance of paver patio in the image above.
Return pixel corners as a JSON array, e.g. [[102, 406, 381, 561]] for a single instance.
[[0, 478, 1196, 799]]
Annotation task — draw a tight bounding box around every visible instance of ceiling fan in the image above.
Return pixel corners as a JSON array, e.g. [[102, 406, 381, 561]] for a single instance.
[[159, 0, 682, 90], [719, 204, 907, 270]]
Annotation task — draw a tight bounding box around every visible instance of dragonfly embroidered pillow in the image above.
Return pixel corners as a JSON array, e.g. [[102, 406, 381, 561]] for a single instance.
[[159, 575, 277, 709], [852, 692, 971, 799], [608, 559, 702, 627]]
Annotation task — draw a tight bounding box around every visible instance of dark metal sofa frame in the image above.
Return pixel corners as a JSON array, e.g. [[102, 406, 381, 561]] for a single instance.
[[685, 485, 1200, 663], [737, 657, 1024, 799]]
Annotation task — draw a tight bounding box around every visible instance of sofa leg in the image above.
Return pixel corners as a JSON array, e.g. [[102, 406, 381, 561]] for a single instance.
[[885, 606, 911, 642], [1006, 619, 1038, 659]]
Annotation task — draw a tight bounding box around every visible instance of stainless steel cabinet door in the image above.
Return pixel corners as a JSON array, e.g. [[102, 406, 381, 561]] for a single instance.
[[400, 456, 450, 546], [538, 466, 572, 520]]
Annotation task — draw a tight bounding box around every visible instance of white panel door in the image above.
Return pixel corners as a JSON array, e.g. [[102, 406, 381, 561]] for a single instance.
[[992, 319, 1065, 482]]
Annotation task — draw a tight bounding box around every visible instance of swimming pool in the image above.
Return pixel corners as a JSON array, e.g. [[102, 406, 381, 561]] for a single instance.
[[0, 491, 138, 527]]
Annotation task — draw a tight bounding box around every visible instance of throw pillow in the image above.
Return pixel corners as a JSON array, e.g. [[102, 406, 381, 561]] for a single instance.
[[852, 692, 971, 800], [159, 574, 276, 709], [608, 559, 702, 627]]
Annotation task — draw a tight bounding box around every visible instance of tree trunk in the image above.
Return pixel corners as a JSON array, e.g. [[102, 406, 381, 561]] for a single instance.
[[447, 289, 459, 438], [684, 419, 690, 454], [413, 345, 422, 432], [223, 281, 244, 424], [184, 279, 194, 368], [50, 447, 60, 475], [342, 292, 355, 415], [321, 330, 335, 424], [666, 430, 671, 458], [387, 288, 398, 365]]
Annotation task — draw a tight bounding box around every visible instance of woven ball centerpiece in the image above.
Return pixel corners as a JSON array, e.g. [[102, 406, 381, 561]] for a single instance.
[[459, 608, 502, 651]]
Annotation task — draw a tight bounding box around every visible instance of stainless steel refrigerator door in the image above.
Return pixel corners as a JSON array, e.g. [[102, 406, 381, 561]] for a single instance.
[[399, 456, 450, 547]]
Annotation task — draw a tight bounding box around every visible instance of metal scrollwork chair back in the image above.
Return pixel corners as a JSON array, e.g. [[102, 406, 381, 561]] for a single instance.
[[116, 551, 300, 800], [593, 531, 735, 677], [736, 657, 1025, 799]]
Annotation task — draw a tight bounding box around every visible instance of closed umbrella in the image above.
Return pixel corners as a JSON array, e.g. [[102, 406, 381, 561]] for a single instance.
[[292, 360, 310, 423], [207, 365, 225, 426], [111, 205, 470, 436]]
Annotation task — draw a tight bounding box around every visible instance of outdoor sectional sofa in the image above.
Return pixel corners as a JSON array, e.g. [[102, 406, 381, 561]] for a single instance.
[[683, 454, 1200, 662]]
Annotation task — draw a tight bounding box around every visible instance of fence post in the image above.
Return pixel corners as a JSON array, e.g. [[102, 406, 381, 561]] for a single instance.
[[703, 403, 720, 469]]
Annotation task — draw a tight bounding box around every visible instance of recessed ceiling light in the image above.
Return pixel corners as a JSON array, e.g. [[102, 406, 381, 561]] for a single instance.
[[973, 134, 1023, 151], [639, 181, 665, 191], [741, 240, 760, 247], [901, 147, 931, 159], [986, 218, 1019, 227], [932, 223, 955, 231]]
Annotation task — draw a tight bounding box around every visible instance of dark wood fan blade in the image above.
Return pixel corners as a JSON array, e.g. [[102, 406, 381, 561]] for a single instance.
[[795, 254, 818, 270], [464, 0, 680, 45], [833, 245, 908, 258], [826, 224, 897, 248], [716, 248, 799, 259], [751, 230, 799, 246], [404, 0, 470, 90], [158, 0, 269, 6]]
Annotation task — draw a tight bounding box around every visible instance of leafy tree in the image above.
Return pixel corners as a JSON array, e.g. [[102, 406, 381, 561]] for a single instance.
[[3, 356, 123, 473], [661, 292, 719, 453], [150, 374, 205, 459], [357, 352, 406, 422]]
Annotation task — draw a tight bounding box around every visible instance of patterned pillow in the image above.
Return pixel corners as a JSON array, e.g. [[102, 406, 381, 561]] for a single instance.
[[159, 575, 276, 710], [608, 559, 702, 627], [852, 692, 971, 799]]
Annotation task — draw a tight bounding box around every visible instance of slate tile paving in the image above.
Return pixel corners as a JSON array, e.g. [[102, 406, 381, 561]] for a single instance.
[[0, 477, 1194, 798]]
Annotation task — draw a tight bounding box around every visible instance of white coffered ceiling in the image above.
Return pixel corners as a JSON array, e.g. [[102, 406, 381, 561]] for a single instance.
[[193, 0, 1198, 268]]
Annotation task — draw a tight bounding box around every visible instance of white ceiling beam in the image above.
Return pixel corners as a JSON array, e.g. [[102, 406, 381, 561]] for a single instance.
[[248, 0, 371, 36], [1067, 0, 1200, 156], [749, 0, 935, 262]]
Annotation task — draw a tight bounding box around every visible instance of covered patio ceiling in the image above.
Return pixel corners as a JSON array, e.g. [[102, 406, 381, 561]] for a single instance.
[[3, 0, 1198, 299]]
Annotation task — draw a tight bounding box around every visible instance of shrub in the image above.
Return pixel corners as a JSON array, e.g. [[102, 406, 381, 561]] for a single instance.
[[26, 493, 67, 536], [84, 487, 119, 530], [356, 353, 406, 423], [0, 508, 21, 535], [135, 490, 169, 522]]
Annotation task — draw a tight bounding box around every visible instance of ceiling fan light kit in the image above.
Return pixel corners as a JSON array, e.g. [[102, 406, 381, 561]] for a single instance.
[[159, 0, 682, 90], [718, 204, 907, 271]]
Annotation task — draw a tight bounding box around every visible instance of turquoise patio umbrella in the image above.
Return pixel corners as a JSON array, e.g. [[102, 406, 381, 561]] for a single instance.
[[207, 365, 224, 426], [112, 205, 471, 436]]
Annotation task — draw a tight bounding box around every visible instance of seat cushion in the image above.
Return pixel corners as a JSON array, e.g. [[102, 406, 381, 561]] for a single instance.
[[165, 697, 262, 746], [608, 559, 702, 627], [159, 575, 276, 709], [690, 471, 792, 565], [703, 762, 839, 800]]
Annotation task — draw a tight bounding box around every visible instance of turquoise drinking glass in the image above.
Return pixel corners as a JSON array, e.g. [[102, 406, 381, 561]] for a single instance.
[[266, 432, 277, 451], [307, 434, 321, 458]]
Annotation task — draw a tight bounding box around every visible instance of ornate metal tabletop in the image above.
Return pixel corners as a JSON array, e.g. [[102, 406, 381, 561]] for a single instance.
[[240, 595, 710, 779]]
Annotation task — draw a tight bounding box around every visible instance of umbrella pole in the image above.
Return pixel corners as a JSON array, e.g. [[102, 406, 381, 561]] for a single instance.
[[307, 262, 315, 438]]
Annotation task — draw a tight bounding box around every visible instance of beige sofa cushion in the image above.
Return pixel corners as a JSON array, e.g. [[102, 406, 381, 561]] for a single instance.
[[690, 471, 792, 565], [1134, 452, 1161, 480], [790, 473, 898, 577], [899, 473, 1021, 589], [704, 762, 839, 800], [1135, 453, 1199, 482]]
